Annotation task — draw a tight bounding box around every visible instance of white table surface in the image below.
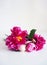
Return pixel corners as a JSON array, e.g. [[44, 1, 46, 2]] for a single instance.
[[0, 33, 47, 65]]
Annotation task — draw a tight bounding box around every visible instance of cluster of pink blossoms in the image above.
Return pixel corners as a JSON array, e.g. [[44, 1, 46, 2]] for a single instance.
[[5, 26, 46, 52]]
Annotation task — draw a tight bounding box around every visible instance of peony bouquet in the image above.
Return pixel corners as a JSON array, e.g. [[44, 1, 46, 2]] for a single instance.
[[5, 26, 46, 52]]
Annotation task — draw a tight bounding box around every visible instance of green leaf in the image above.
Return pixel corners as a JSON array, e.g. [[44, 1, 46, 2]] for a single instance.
[[28, 29, 36, 39]]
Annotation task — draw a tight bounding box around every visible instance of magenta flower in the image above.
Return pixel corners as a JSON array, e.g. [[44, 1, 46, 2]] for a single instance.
[[5, 26, 28, 51], [34, 34, 46, 50], [11, 26, 21, 36], [5, 27, 46, 52]]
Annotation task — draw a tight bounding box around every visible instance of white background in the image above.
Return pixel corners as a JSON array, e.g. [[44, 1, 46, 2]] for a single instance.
[[0, 0, 47, 65]]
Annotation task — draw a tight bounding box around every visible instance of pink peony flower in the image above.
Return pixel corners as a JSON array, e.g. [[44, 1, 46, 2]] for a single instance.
[[26, 41, 35, 52], [5, 26, 28, 51], [34, 34, 46, 50], [5, 27, 46, 52]]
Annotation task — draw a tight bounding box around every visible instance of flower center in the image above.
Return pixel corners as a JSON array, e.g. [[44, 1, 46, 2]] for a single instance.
[[16, 36, 22, 41]]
